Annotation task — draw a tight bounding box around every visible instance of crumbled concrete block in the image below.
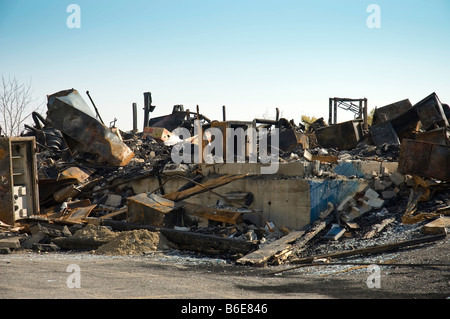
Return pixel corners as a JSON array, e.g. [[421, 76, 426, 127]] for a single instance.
[[357, 199, 372, 215], [104, 193, 123, 207], [374, 178, 386, 191], [382, 180, 393, 188], [21, 232, 48, 249], [163, 163, 190, 176], [390, 172, 405, 186], [381, 190, 396, 199], [0, 237, 21, 249], [312, 160, 322, 176], [347, 206, 361, 220], [367, 198, 385, 209], [337, 196, 357, 212], [381, 166, 390, 177], [364, 188, 380, 200], [303, 150, 312, 161]]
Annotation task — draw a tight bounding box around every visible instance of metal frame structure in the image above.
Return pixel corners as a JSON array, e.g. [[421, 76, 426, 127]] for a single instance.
[[329, 97, 368, 131]]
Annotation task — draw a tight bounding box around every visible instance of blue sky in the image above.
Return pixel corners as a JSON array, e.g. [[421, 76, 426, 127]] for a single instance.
[[1, 0, 449, 131]]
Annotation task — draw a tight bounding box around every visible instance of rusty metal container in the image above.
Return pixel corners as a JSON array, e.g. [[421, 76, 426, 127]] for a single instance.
[[415, 127, 450, 145], [315, 119, 363, 150], [372, 99, 413, 126], [0, 137, 40, 225], [413, 92, 449, 130], [398, 139, 450, 181]]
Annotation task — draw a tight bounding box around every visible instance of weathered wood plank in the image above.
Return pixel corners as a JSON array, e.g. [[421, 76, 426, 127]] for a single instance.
[[163, 174, 248, 202], [236, 230, 307, 266], [362, 217, 395, 239], [236, 203, 335, 266], [422, 217, 450, 235]]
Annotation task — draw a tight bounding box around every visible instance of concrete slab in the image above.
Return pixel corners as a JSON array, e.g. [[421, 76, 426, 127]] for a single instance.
[[333, 160, 398, 179], [201, 162, 306, 177]]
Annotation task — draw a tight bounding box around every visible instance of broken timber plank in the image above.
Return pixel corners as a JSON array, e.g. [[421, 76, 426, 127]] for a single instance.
[[163, 174, 248, 202], [182, 202, 244, 224], [290, 233, 447, 264], [235, 230, 307, 266], [422, 217, 450, 235], [236, 203, 335, 266], [362, 217, 395, 239], [273, 203, 335, 264], [98, 207, 128, 220]]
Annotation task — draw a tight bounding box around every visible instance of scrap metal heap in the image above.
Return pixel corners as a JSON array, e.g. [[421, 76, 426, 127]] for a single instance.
[[0, 89, 449, 267]]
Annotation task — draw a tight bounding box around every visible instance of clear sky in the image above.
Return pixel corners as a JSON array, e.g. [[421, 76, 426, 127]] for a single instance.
[[1, 0, 449, 131]]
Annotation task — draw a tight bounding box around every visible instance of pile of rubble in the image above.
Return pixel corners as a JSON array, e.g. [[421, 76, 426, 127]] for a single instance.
[[0, 89, 449, 268]]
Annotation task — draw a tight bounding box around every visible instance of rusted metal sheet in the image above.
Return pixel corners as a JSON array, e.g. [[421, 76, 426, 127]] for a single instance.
[[370, 93, 448, 147], [413, 92, 449, 130], [57, 167, 91, 183], [61, 205, 96, 223], [279, 128, 309, 151], [315, 119, 363, 150], [370, 121, 401, 146], [46, 89, 135, 166], [372, 99, 413, 126], [398, 139, 450, 181], [415, 127, 450, 145], [147, 111, 188, 132]]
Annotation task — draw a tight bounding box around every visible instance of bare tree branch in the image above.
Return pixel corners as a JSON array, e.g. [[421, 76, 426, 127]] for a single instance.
[[0, 75, 41, 137]]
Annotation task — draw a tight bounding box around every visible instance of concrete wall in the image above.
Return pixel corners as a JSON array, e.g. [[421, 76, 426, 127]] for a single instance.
[[129, 175, 311, 229], [126, 161, 395, 230]]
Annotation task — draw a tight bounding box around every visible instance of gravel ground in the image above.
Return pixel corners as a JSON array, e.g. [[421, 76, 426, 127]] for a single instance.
[[0, 234, 448, 301]]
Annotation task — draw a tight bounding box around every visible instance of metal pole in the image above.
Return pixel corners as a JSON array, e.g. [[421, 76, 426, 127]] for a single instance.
[[363, 98, 368, 131], [132, 103, 137, 132], [328, 98, 332, 125], [222, 105, 226, 122], [143, 92, 152, 131], [86, 91, 104, 125], [334, 99, 337, 124]]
